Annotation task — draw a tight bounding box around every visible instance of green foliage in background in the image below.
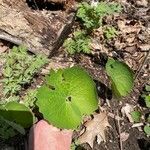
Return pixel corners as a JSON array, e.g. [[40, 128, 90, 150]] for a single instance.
[[2, 46, 48, 97], [0, 96, 19, 105], [77, 2, 122, 30], [106, 58, 134, 98], [36, 66, 98, 129], [64, 30, 91, 54], [64, 2, 121, 55]]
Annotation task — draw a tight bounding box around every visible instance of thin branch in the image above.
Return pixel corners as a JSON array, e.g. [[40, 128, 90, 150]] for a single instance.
[[135, 50, 150, 80], [116, 109, 123, 150]]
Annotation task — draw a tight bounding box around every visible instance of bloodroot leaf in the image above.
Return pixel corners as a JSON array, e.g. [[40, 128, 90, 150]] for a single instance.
[[106, 58, 134, 98], [0, 102, 34, 128], [36, 66, 98, 129]]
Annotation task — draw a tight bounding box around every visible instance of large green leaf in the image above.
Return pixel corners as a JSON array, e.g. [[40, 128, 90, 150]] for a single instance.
[[0, 102, 34, 128], [106, 58, 134, 97], [0, 116, 25, 140], [36, 66, 98, 129]]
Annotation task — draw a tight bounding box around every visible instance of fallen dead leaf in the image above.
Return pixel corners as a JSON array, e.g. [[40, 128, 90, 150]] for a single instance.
[[78, 112, 111, 148], [138, 44, 150, 51], [41, 57, 74, 75], [121, 104, 134, 123], [114, 40, 126, 50], [125, 34, 135, 44], [118, 20, 141, 34], [136, 0, 148, 7], [90, 38, 109, 54], [120, 132, 129, 142]]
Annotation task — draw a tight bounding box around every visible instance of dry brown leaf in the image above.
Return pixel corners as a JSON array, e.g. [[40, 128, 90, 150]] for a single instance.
[[118, 20, 141, 34], [136, 0, 148, 7], [121, 104, 134, 123], [125, 34, 135, 43], [41, 57, 74, 75], [120, 132, 129, 142], [78, 112, 111, 148], [138, 44, 150, 51], [114, 40, 126, 50]]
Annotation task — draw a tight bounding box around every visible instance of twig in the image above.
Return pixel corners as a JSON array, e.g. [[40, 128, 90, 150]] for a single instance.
[[116, 109, 123, 150], [134, 50, 150, 80], [0, 29, 22, 45]]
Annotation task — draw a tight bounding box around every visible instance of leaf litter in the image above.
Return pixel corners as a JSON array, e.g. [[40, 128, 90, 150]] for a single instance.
[[78, 112, 111, 148], [0, 0, 149, 149]]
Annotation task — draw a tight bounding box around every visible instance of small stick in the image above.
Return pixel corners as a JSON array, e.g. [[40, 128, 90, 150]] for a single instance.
[[116, 109, 123, 150], [134, 50, 150, 80]]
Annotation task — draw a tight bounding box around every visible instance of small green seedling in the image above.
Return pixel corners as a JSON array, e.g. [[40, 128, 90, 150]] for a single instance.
[[23, 89, 37, 108], [144, 125, 150, 136], [64, 30, 91, 54], [106, 58, 134, 98], [145, 96, 150, 108], [131, 111, 142, 123], [145, 85, 150, 92], [36, 66, 98, 129], [103, 26, 118, 39]]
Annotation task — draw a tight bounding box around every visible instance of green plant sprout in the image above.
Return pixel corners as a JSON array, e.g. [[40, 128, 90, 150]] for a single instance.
[[23, 89, 37, 108], [36, 66, 98, 129], [106, 58, 134, 98], [77, 2, 122, 30], [131, 111, 142, 123], [64, 30, 91, 54], [103, 26, 118, 39], [2, 46, 48, 97], [144, 125, 150, 136]]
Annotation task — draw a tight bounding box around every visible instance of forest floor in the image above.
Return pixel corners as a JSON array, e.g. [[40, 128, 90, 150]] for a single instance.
[[0, 0, 149, 150]]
